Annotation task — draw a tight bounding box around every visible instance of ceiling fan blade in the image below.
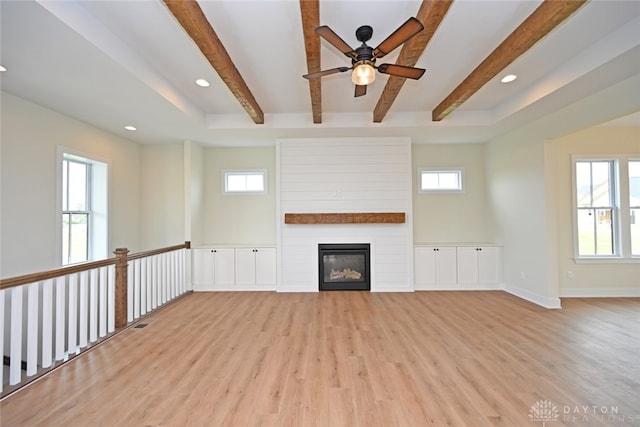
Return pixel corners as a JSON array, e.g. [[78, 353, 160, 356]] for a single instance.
[[303, 66, 351, 80], [315, 26, 358, 59], [354, 85, 367, 97], [373, 17, 424, 59], [377, 63, 426, 80]]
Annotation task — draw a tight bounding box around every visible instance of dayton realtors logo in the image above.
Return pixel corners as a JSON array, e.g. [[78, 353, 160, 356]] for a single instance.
[[529, 400, 559, 426], [529, 400, 639, 425]]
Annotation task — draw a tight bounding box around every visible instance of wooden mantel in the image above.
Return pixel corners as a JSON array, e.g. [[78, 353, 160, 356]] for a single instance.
[[284, 212, 405, 224]]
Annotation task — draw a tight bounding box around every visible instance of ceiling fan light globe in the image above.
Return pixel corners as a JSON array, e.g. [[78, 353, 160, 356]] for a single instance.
[[352, 63, 375, 86]]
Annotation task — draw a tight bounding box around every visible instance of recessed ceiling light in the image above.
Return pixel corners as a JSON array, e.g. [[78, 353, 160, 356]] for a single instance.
[[0, 65, 6, 72], [124, 125, 137, 131], [501, 74, 517, 83], [195, 78, 210, 87]]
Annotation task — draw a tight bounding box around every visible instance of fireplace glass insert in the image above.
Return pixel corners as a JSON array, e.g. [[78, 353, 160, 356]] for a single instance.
[[318, 243, 370, 291]]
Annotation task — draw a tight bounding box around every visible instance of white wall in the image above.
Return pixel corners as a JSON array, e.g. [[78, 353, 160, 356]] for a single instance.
[[185, 141, 205, 246], [485, 73, 640, 308], [412, 144, 488, 244], [278, 138, 413, 292], [203, 147, 276, 246], [553, 126, 640, 296], [0, 93, 141, 278], [485, 131, 559, 307], [139, 144, 185, 250]]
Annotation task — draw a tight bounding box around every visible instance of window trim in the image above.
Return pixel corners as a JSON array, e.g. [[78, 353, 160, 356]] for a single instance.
[[222, 169, 268, 195], [418, 167, 464, 193], [572, 154, 639, 263]]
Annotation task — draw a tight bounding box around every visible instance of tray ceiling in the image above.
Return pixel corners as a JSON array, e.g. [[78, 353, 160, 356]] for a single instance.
[[1, 0, 639, 146]]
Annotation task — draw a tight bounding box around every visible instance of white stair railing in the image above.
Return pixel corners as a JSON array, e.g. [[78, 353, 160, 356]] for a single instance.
[[0, 242, 190, 397]]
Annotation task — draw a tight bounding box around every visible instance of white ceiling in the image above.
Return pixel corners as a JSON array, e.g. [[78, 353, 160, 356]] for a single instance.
[[1, 0, 640, 146]]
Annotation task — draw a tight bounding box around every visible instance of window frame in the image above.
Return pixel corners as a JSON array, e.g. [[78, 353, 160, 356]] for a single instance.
[[57, 147, 109, 266], [629, 159, 640, 256], [222, 169, 268, 195], [62, 157, 92, 265], [572, 154, 639, 263], [418, 168, 464, 193]]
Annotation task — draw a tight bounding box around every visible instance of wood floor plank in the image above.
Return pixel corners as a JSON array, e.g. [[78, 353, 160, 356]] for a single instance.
[[1, 292, 638, 426]]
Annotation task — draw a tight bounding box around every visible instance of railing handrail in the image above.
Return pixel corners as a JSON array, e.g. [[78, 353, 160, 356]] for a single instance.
[[128, 242, 190, 261], [0, 242, 191, 291]]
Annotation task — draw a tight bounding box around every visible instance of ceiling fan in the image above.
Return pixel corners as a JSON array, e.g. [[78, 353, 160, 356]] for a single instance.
[[303, 17, 426, 97]]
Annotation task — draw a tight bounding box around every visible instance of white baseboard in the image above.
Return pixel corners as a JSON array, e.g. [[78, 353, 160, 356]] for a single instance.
[[560, 288, 640, 298], [503, 284, 562, 309]]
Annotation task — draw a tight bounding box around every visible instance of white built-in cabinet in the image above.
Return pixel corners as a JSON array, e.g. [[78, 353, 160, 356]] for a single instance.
[[456, 246, 502, 288], [414, 246, 457, 290], [192, 247, 276, 291], [235, 248, 277, 290], [414, 245, 502, 290]]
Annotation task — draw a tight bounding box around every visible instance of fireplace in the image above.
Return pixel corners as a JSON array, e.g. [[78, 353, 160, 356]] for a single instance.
[[318, 243, 370, 291]]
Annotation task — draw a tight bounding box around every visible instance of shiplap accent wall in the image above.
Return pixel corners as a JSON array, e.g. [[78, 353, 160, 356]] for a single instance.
[[277, 138, 413, 292]]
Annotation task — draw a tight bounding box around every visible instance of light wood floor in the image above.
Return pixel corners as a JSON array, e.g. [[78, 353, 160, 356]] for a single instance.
[[1, 292, 639, 426]]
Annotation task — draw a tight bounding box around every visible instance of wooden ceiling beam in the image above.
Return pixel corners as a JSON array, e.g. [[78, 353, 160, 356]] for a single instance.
[[163, 0, 264, 124], [300, 0, 322, 124], [373, 0, 453, 123], [432, 0, 587, 122]]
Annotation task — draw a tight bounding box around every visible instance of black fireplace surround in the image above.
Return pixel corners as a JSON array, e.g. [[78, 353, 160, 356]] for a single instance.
[[318, 243, 370, 291]]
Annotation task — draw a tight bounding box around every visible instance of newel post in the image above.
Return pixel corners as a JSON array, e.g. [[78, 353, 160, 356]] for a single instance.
[[114, 247, 129, 329]]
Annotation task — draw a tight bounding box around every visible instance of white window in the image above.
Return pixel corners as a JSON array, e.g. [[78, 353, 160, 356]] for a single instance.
[[419, 168, 463, 192], [575, 160, 615, 256], [630, 160, 640, 255], [573, 156, 639, 261], [59, 150, 108, 265], [62, 157, 90, 264], [223, 170, 267, 194]]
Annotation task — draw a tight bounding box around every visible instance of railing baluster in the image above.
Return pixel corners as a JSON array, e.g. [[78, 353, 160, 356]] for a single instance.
[[89, 268, 98, 343], [141, 257, 147, 316], [108, 265, 115, 333], [42, 279, 53, 368], [79, 271, 88, 349], [163, 253, 168, 304], [157, 255, 163, 306], [151, 256, 158, 310], [68, 274, 78, 355], [99, 267, 107, 338], [160, 254, 166, 305], [55, 277, 66, 361], [10, 287, 23, 385], [0, 289, 4, 392], [134, 259, 141, 319], [181, 248, 186, 293], [27, 282, 39, 376], [127, 261, 134, 322], [169, 252, 174, 300], [172, 251, 177, 297]]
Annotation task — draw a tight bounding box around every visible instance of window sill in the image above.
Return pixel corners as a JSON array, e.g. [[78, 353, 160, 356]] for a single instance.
[[574, 257, 640, 264]]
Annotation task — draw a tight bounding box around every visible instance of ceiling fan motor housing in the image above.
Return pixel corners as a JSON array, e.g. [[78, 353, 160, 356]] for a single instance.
[[353, 44, 374, 65], [355, 25, 373, 43]]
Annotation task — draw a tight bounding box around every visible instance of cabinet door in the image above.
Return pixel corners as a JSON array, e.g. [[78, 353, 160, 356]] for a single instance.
[[255, 248, 276, 290], [213, 248, 235, 289], [435, 247, 457, 286], [235, 248, 256, 288], [478, 246, 501, 285], [414, 247, 437, 289], [414, 247, 457, 289], [192, 249, 215, 291], [456, 247, 479, 286]]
